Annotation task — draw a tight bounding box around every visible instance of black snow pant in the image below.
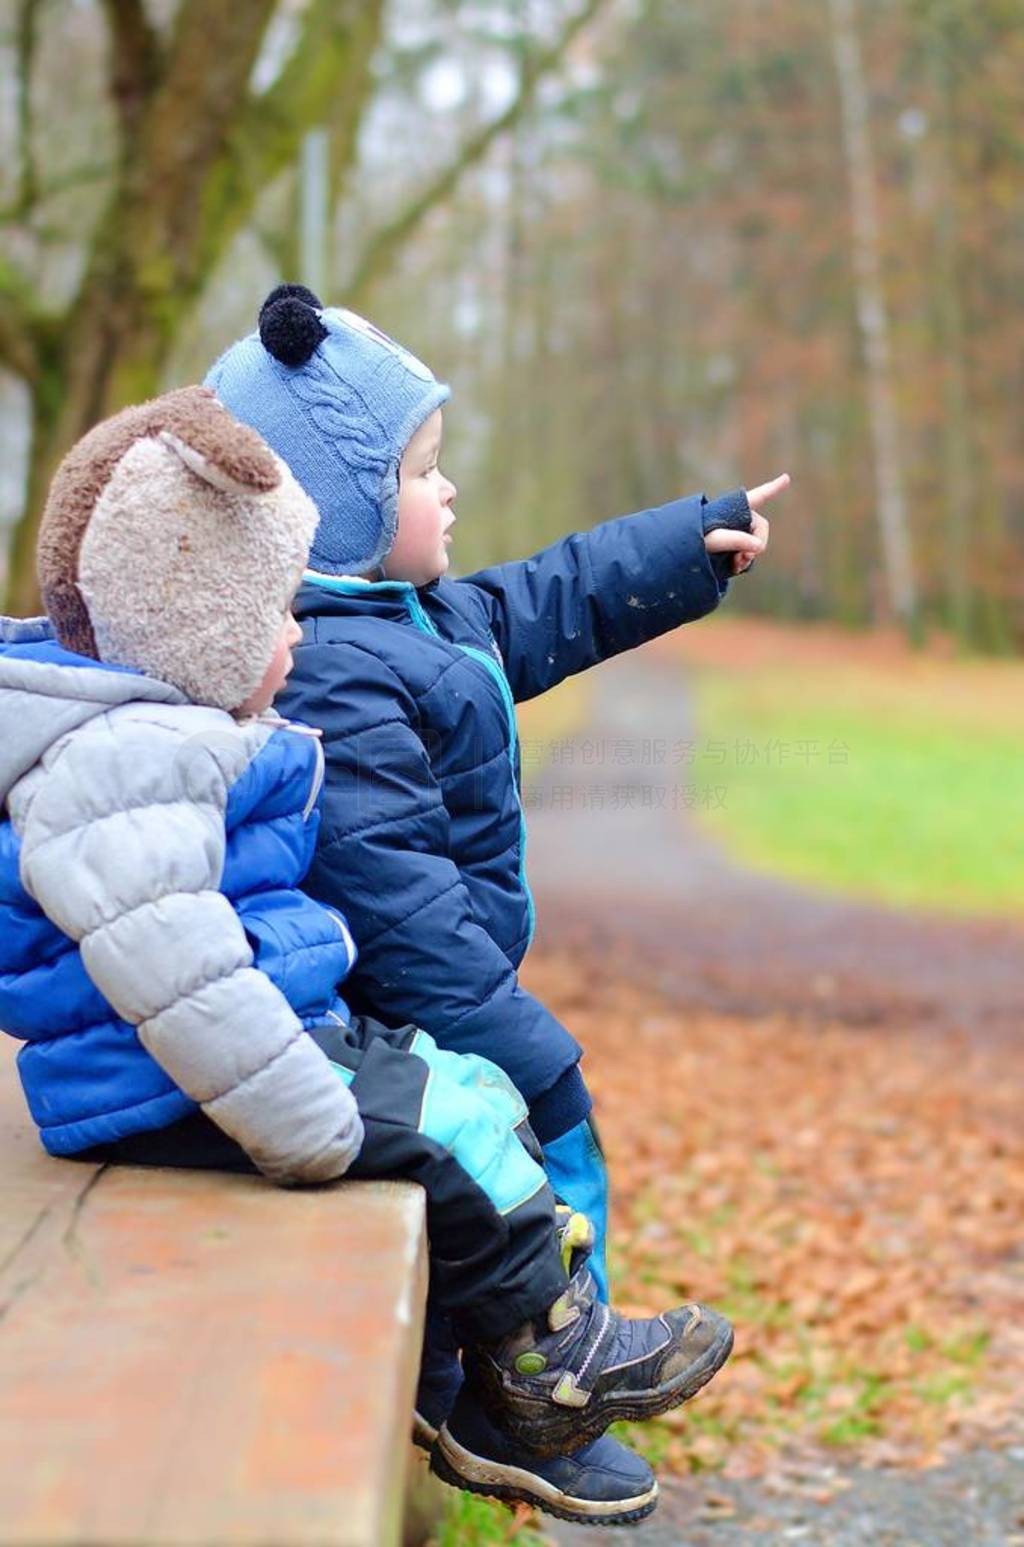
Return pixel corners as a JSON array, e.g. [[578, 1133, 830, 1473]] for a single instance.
[[81, 1016, 568, 1346]]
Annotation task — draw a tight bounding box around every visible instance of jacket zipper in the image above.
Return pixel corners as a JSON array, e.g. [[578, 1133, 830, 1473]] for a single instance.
[[254, 712, 326, 823], [302, 574, 538, 950], [302, 734, 326, 822], [402, 592, 537, 950], [324, 906, 358, 971]]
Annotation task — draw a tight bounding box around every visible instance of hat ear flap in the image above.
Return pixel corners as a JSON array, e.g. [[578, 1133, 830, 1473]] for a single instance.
[[159, 431, 271, 498], [157, 386, 282, 494]]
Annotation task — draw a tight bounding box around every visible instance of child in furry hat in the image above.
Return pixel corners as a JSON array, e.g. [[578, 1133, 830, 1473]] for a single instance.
[[0, 387, 733, 1527]]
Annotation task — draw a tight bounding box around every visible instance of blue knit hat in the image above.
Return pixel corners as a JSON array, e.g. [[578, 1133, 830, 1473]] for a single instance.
[[204, 285, 450, 575]]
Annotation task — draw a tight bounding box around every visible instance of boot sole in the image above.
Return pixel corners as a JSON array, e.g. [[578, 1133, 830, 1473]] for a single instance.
[[431, 1425, 659, 1526], [480, 1319, 734, 1458], [412, 1410, 439, 1452]]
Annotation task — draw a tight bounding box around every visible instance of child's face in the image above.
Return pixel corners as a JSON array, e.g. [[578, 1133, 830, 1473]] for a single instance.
[[385, 410, 457, 586], [235, 612, 302, 716]]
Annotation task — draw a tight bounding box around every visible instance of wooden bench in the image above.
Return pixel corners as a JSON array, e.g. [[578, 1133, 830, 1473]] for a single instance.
[[0, 1039, 444, 1546]]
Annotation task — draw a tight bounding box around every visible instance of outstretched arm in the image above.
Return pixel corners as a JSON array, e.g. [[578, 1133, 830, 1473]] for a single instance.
[[12, 714, 364, 1185], [459, 479, 783, 703]]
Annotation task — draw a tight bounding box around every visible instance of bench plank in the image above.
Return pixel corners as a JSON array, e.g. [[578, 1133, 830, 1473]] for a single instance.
[[0, 1041, 429, 1546]]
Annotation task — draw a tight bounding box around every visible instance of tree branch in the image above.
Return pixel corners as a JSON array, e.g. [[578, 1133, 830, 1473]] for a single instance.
[[100, 0, 163, 144], [94, 0, 278, 306], [0, 258, 49, 382], [15, 0, 44, 212], [344, 0, 611, 306], [237, 0, 384, 191], [0, 162, 115, 226], [142, 0, 276, 189], [184, 0, 385, 288]]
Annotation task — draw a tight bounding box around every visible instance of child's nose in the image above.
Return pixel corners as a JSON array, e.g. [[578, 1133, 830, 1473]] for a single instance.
[[443, 476, 457, 504]]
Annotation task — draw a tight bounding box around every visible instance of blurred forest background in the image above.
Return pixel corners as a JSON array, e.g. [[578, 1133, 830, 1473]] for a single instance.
[[3, 10, 1023, 1537], [1, 0, 1022, 647]]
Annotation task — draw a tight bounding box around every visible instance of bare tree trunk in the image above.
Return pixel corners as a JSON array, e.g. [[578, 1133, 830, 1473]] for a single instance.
[[506, 122, 527, 492], [827, 0, 916, 630], [930, 53, 973, 649]]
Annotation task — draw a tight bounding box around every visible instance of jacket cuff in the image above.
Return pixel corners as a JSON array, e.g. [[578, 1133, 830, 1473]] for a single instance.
[[702, 488, 752, 536], [702, 488, 752, 587], [528, 1062, 592, 1145]]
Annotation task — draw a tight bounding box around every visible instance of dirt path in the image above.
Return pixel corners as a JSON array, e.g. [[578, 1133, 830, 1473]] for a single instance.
[[549, 1448, 1024, 1546], [525, 647, 1024, 1040], [523, 645, 1024, 1545]]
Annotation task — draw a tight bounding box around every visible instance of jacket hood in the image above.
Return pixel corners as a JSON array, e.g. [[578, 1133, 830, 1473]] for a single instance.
[[0, 616, 186, 804]]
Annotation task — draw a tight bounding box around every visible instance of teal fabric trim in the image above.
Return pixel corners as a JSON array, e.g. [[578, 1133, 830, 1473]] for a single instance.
[[399, 591, 536, 945], [417, 1063, 546, 1217], [402, 589, 441, 636], [456, 643, 536, 948], [409, 1027, 528, 1130], [304, 570, 414, 596], [328, 1060, 356, 1087], [542, 1120, 610, 1302], [305, 578, 538, 951]]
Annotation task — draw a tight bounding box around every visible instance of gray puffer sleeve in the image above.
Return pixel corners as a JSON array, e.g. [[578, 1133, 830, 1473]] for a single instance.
[[11, 708, 364, 1185]]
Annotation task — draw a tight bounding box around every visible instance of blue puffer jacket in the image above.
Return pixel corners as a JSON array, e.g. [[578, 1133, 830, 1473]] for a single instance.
[[0, 620, 359, 1168], [281, 493, 731, 1130]]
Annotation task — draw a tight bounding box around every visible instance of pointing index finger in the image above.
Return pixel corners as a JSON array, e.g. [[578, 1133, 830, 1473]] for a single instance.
[[746, 473, 791, 510]]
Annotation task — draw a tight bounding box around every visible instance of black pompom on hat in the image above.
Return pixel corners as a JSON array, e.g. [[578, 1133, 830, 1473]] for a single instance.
[[259, 284, 327, 366]]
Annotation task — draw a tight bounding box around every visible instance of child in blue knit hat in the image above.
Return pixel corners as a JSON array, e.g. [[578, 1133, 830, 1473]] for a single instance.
[[206, 284, 784, 1509]]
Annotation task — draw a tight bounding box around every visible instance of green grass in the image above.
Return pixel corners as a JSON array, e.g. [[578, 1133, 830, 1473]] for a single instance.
[[433, 1490, 548, 1545], [689, 663, 1024, 916]]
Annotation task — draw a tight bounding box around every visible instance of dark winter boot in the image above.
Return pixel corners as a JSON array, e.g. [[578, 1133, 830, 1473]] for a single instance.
[[431, 1384, 659, 1526], [412, 1304, 463, 1450], [464, 1260, 733, 1458], [413, 1209, 591, 1449]]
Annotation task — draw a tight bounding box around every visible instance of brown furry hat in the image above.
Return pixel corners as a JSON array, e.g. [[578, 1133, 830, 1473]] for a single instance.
[[38, 386, 318, 712]]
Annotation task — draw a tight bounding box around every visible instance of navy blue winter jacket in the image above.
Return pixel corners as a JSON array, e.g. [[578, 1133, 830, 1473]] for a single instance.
[[281, 493, 733, 1134]]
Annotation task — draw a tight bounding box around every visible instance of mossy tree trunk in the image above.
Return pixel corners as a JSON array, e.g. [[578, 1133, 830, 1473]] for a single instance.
[[3, 0, 384, 614], [3, 0, 607, 615]]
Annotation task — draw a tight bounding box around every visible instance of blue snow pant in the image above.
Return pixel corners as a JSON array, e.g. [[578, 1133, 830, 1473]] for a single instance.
[[542, 1117, 610, 1303]]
